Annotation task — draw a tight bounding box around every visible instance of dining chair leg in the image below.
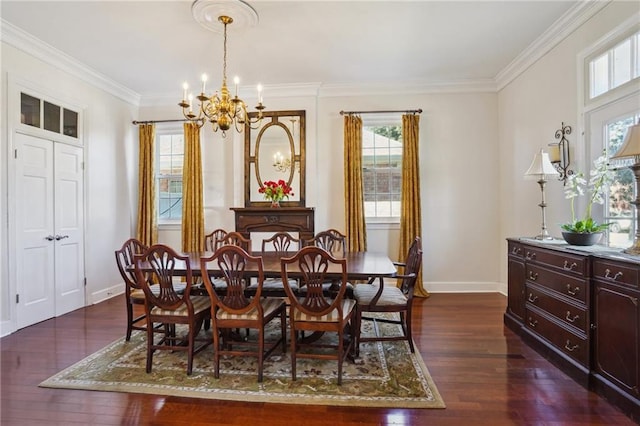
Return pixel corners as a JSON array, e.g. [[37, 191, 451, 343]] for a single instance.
[[213, 326, 221, 379], [187, 325, 195, 375], [337, 329, 344, 385], [258, 327, 265, 383], [280, 310, 287, 353], [146, 320, 154, 373], [125, 299, 134, 341], [290, 322, 297, 381], [354, 306, 362, 357], [405, 308, 415, 353]]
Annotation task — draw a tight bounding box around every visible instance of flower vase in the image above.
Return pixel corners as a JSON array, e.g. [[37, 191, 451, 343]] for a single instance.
[[270, 200, 280, 208]]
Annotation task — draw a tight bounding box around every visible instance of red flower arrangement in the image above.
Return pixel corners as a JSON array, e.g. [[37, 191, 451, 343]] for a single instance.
[[259, 180, 294, 204]]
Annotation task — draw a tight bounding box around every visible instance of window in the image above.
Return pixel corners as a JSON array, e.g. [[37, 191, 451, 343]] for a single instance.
[[20, 92, 78, 138], [588, 30, 640, 99], [362, 124, 402, 222], [156, 132, 184, 222], [604, 113, 639, 248]]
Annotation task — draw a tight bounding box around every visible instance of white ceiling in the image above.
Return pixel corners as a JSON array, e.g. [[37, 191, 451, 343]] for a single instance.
[[1, 0, 582, 101]]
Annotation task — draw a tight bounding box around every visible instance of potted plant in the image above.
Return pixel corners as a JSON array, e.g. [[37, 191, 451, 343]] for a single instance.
[[258, 179, 293, 207], [560, 154, 614, 245]]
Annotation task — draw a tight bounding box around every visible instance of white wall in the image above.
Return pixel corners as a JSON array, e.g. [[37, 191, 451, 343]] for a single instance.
[[0, 42, 138, 334], [318, 92, 500, 292], [142, 90, 501, 293], [497, 1, 640, 293]]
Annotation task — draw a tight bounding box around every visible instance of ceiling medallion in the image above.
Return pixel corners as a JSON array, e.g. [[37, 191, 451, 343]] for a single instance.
[[191, 0, 258, 34]]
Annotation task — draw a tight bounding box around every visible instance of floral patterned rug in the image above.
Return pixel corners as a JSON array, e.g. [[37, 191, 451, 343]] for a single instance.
[[39, 313, 445, 408]]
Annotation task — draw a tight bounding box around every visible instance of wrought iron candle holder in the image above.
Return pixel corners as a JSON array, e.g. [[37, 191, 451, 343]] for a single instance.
[[548, 122, 574, 185]]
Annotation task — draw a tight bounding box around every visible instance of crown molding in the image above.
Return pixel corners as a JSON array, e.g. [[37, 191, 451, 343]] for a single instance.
[[495, 0, 611, 91], [319, 79, 497, 97], [1, 19, 141, 106], [140, 82, 322, 106]]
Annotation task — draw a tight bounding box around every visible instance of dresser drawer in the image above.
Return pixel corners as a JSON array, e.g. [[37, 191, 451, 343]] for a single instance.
[[508, 240, 524, 259], [526, 284, 588, 334], [523, 246, 587, 277], [593, 259, 639, 290], [526, 308, 589, 366], [525, 264, 588, 305]]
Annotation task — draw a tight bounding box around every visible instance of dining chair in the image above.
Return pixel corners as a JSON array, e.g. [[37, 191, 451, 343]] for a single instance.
[[200, 245, 287, 382], [217, 231, 252, 252], [115, 238, 149, 341], [304, 229, 347, 256], [303, 229, 351, 297], [204, 228, 228, 251], [280, 246, 356, 385], [134, 244, 212, 375], [245, 232, 301, 297], [352, 236, 422, 357], [116, 239, 189, 340]]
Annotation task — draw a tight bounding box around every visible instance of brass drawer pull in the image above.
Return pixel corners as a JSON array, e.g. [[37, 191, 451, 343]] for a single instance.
[[511, 247, 522, 255], [525, 251, 536, 261], [563, 261, 578, 271], [528, 271, 538, 281], [527, 293, 538, 303], [564, 340, 579, 352], [565, 311, 579, 323], [528, 318, 538, 328], [566, 284, 580, 296], [604, 269, 623, 281]]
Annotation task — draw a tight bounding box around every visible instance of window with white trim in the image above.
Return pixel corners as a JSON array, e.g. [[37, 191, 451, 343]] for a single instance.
[[362, 123, 402, 222], [588, 30, 640, 99], [156, 131, 183, 223]]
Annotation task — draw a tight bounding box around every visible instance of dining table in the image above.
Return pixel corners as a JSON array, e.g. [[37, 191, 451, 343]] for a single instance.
[[178, 250, 398, 283]]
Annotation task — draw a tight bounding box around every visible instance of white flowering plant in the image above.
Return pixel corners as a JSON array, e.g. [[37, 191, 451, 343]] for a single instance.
[[561, 154, 614, 233]]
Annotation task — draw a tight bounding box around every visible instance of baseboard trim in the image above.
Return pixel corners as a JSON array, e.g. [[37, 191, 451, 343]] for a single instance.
[[90, 283, 124, 305], [425, 281, 504, 294]]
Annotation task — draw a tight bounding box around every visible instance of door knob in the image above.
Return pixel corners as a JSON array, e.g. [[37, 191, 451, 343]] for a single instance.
[[54, 234, 69, 241], [45, 235, 55, 241]]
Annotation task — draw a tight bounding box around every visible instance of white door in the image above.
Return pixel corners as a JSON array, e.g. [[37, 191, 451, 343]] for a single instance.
[[53, 142, 85, 316], [15, 132, 85, 329]]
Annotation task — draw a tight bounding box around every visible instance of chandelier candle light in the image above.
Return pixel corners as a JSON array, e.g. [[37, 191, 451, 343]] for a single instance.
[[525, 149, 559, 240], [179, 14, 265, 136]]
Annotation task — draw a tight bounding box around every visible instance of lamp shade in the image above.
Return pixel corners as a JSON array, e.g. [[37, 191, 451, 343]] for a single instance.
[[524, 149, 559, 178], [611, 124, 640, 160]]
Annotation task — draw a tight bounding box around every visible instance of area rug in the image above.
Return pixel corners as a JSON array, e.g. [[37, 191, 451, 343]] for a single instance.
[[39, 313, 445, 409]]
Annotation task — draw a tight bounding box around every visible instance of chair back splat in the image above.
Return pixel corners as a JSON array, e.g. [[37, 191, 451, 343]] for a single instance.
[[204, 228, 228, 251]]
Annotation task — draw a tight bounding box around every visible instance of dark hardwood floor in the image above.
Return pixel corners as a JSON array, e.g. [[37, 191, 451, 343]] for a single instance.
[[1, 293, 636, 425]]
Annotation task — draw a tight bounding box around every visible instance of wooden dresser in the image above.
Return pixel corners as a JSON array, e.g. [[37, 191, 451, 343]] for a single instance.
[[231, 207, 315, 241], [505, 238, 639, 421]]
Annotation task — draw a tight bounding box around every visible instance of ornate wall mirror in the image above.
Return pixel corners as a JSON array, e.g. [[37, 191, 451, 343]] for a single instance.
[[244, 110, 306, 207]]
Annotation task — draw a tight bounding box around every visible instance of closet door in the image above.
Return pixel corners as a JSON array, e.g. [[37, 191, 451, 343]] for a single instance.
[[53, 142, 85, 316], [15, 133, 55, 328], [15, 132, 85, 329]]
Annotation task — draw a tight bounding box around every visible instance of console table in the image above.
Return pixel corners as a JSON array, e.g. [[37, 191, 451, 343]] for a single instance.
[[505, 238, 639, 421], [231, 207, 315, 241]]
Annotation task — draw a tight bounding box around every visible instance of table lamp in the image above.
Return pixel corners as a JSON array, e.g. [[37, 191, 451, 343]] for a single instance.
[[611, 123, 640, 255], [525, 149, 559, 239]]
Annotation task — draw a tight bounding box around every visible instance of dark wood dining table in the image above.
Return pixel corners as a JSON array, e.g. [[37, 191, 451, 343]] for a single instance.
[[177, 250, 398, 283]]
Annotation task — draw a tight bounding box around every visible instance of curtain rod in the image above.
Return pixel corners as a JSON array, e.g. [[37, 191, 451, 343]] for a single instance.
[[132, 119, 197, 125], [339, 109, 422, 116]]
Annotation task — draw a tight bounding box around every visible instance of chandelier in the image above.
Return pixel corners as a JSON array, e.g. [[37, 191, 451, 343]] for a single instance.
[[179, 14, 265, 136]]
